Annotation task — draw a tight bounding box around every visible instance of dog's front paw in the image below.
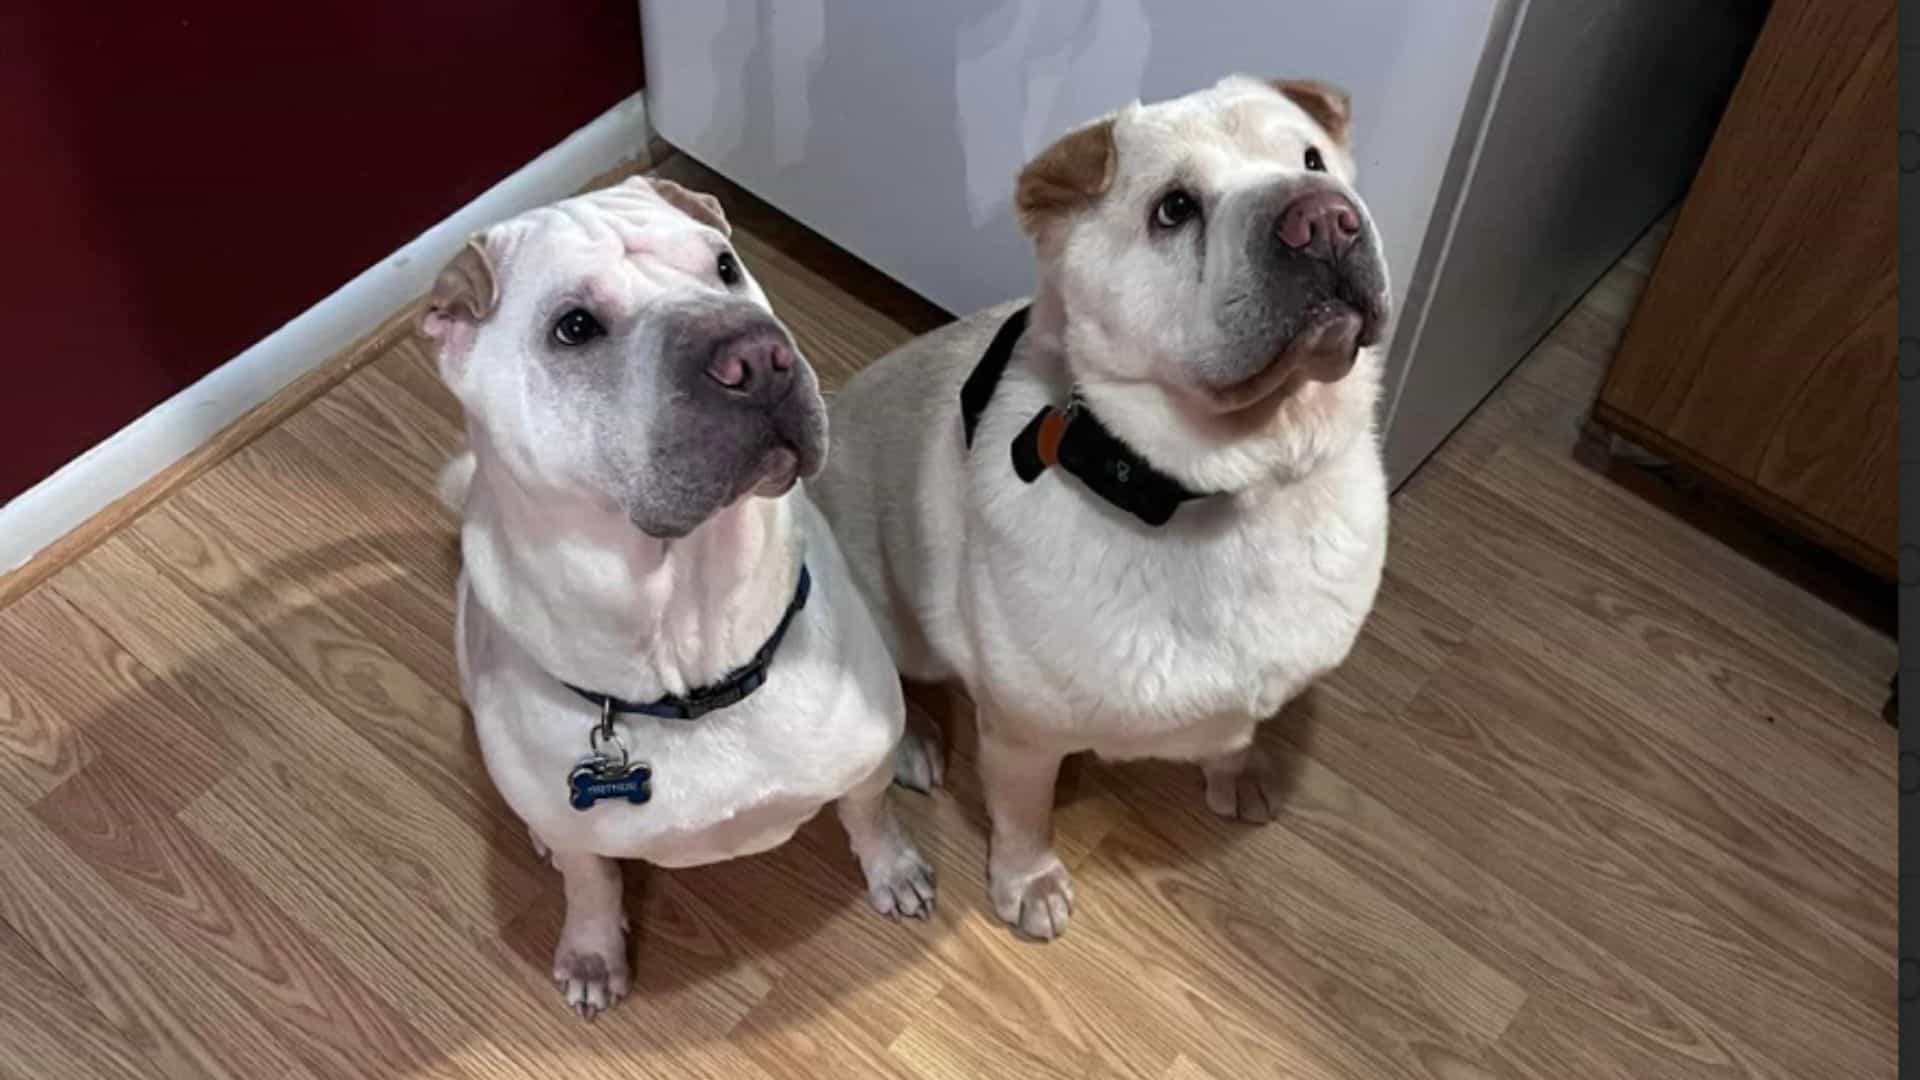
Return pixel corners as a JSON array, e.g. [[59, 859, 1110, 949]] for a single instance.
[[1203, 746, 1283, 824], [552, 924, 629, 1020], [990, 855, 1074, 942], [864, 844, 937, 920]]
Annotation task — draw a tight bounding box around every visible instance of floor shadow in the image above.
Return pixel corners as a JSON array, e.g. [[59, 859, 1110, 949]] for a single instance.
[[902, 675, 1321, 877], [65, 526, 962, 1070]]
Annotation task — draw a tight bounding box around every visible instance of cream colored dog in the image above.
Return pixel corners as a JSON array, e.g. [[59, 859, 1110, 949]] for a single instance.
[[422, 177, 934, 1018], [812, 76, 1391, 941]]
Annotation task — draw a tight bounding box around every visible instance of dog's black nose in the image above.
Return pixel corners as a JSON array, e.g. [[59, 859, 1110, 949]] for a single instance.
[[704, 328, 795, 404]]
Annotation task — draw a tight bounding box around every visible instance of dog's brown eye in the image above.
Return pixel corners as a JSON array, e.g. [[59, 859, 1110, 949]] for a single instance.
[[1152, 189, 1199, 230], [552, 308, 605, 347], [1304, 146, 1326, 173], [716, 251, 742, 286]]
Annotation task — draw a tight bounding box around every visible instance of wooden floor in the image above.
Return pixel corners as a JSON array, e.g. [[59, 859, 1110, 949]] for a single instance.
[[0, 158, 1895, 1080]]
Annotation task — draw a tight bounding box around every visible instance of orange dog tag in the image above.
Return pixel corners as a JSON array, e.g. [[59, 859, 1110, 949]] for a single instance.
[[1036, 409, 1069, 467]]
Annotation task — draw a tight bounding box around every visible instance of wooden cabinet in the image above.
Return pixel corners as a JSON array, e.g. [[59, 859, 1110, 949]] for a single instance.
[[1591, 0, 1896, 579]]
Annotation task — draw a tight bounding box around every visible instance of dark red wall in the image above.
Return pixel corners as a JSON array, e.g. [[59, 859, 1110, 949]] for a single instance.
[[0, 3, 644, 501]]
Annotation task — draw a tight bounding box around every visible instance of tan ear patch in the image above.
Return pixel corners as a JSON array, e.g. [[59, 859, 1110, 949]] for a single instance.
[[1271, 79, 1352, 147], [1014, 116, 1118, 237], [647, 177, 731, 237], [420, 235, 498, 335]]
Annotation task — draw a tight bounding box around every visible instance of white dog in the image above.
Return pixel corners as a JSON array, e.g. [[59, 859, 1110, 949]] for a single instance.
[[421, 177, 935, 1018], [812, 76, 1391, 941]]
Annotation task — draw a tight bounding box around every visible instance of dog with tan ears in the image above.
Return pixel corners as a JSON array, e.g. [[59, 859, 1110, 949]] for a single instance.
[[812, 76, 1391, 941], [422, 176, 936, 1016]]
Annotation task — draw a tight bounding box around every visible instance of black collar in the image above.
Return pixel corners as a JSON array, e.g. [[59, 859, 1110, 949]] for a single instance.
[[565, 563, 811, 721], [959, 305, 1211, 527]]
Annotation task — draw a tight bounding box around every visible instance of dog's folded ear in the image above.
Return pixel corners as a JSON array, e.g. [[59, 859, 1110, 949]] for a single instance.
[[1271, 79, 1352, 147], [419, 233, 502, 388], [643, 176, 731, 237], [1015, 115, 1118, 240], [420, 235, 499, 339]]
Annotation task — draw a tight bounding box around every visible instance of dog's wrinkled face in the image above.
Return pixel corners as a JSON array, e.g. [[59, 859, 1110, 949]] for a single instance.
[[1017, 75, 1391, 423], [420, 177, 826, 539]]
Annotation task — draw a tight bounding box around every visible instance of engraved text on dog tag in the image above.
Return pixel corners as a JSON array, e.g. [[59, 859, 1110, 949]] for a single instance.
[[567, 758, 653, 811]]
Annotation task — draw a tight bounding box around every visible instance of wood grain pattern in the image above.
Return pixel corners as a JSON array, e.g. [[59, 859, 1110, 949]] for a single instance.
[[33, 758, 450, 1079], [0, 589, 240, 814], [0, 302, 421, 610], [1595, 0, 1897, 575], [0, 796, 321, 1080], [1398, 457, 1895, 867], [123, 493, 515, 836], [47, 535, 549, 935], [0, 919, 150, 1080], [1755, 292, 1899, 547], [0, 632, 95, 803], [0, 152, 1894, 1078]]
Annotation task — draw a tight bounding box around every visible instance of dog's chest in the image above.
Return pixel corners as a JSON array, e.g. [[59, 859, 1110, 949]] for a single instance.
[[485, 684, 892, 867], [975, 480, 1384, 744], [464, 595, 899, 866], [564, 711, 875, 866]]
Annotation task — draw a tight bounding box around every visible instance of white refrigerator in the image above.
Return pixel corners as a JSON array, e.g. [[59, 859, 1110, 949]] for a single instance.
[[641, 0, 1760, 485]]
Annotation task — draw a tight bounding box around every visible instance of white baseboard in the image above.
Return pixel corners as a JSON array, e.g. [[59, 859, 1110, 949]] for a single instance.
[[0, 92, 652, 574]]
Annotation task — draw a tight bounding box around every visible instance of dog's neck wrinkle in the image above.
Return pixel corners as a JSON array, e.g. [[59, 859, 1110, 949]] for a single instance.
[[1088, 376, 1371, 496], [1028, 282, 1376, 495], [1019, 295, 1242, 493], [462, 438, 798, 703], [1010, 299, 1076, 398]]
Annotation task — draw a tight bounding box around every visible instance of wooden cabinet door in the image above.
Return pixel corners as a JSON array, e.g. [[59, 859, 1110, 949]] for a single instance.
[[1594, 0, 1896, 578]]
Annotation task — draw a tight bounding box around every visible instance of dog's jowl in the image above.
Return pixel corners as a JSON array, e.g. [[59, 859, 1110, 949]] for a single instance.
[[421, 176, 935, 1018], [813, 76, 1392, 942]]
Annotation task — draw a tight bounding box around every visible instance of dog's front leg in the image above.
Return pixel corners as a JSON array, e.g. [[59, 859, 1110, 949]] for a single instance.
[[979, 726, 1073, 941], [1202, 741, 1283, 824], [837, 762, 937, 919], [890, 688, 948, 794], [549, 849, 630, 1019]]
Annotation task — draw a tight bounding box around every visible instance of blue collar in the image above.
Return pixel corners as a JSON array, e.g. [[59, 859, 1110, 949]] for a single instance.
[[565, 563, 811, 722]]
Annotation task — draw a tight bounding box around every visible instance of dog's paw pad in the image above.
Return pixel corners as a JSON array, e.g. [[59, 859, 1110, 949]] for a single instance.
[[892, 730, 945, 794], [992, 860, 1074, 942], [865, 847, 937, 920]]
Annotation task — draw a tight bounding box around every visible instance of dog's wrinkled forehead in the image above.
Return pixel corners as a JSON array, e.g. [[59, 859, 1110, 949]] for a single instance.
[[1015, 75, 1354, 240], [492, 177, 734, 308], [1117, 76, 1352, 186]]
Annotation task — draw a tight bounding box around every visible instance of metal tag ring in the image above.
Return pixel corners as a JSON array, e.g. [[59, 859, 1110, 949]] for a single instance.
[[588, 722, 628, 767]]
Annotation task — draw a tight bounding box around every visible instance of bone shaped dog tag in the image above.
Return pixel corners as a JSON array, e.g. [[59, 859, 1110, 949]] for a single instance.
[[567, 757, 653, 811]]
